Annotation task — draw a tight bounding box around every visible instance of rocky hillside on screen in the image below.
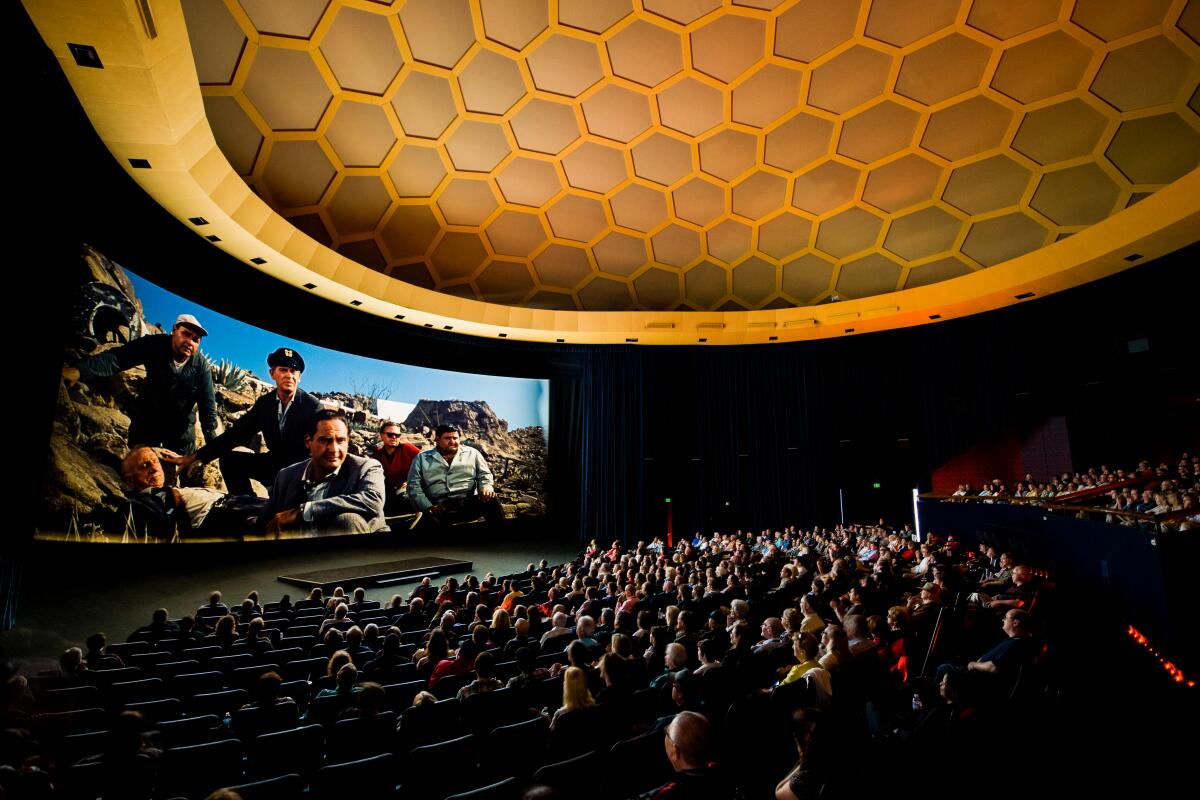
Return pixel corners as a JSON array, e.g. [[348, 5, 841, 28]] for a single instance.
[[402, 399, 547, 519], [43, 247, 547, 537]]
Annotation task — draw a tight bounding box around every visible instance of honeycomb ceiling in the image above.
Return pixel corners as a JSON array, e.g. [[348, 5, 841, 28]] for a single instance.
[[178, 0, 1200, 312]]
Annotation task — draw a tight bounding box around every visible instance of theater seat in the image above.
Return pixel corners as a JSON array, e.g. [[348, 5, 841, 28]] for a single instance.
[[484, 716, 548, 780], [531, 751, 601, 800], [312, 753, 395, 800], [123, 697, 183, 722], [249, 724, 324, 781], [225, 774, 304, 800], [42, 684, 100, 712], [232, 702, 300, 741], [159, 738, 243, 799], [326, 710, 397, 763], [189, 688, 249, 717], [156, 714, 228, 748], [607, 729, 672, 797], [402, 734, 479, 798], [444, 776, 521, 800]]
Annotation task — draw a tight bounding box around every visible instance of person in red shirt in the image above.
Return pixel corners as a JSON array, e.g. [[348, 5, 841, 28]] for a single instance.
[[371, 421, 420, 518]]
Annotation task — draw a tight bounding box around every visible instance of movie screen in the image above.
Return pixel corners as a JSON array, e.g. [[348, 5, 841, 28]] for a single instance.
[[43, 246, 549, 542]]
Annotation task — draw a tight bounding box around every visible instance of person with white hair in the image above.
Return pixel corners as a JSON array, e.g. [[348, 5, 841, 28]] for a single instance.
[[539, 611, 574, 652]]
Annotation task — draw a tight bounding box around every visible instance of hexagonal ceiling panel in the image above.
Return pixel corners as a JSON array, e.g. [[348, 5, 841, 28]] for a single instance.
[[181, 0, 1200, 312]]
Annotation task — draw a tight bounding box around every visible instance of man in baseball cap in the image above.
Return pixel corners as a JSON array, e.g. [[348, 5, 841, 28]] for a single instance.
[[65, 313, 219, 457], [165, 346, 322, 495]]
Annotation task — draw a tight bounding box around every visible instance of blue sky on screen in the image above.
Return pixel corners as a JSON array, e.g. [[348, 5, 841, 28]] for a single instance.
[[127, 269, 549, 431]]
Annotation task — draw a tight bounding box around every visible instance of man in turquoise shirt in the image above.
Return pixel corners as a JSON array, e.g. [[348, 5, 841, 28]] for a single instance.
[[407, 424, 504, 529]]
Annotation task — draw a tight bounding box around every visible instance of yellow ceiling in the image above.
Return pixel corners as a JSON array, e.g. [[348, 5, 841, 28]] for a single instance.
[[23, 0, 1200, 343]]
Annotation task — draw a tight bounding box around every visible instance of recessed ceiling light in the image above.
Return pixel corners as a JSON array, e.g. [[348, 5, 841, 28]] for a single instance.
[[1014, 291, 1035, 300], [205, 235, 221, 243], [188, 217, 208, 226], [302, 283, 316, 290], [250, 257, 266, 264], [128, 158, 151, 169], [393, 314, 405, 320], [68, 43, 103, 68], [844, 328, 855, 333], [349, 300, 362, 306], [498, 333, 507, 338], [1124, 253, 1143, 262], [928, 314, 941, 320], [556, 338, 564, 343]]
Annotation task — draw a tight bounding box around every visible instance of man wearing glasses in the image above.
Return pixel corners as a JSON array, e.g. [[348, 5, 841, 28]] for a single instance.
[[372, 420, 421, 517]]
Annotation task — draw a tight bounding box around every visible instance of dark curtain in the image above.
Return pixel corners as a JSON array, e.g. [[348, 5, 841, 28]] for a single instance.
[[567, 350, 646, 549]]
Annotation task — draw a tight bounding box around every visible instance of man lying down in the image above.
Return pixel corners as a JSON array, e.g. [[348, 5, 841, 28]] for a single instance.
[[121, 446, 266, 540]]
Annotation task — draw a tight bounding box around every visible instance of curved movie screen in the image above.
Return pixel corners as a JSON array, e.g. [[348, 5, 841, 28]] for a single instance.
[[44, 245, 549, 542]]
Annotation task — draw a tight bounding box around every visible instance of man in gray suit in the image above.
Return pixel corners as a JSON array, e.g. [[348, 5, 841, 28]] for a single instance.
[[259, 409, 387, 535]]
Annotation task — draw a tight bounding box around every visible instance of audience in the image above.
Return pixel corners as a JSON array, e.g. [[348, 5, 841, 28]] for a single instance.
[[947, 451, 1198, 529], [13, 519, 1075, 799]]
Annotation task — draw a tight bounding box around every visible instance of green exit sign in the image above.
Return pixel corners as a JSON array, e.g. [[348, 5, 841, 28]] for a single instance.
[[872, 482, 882, 489], [664, 497, 672, 503]]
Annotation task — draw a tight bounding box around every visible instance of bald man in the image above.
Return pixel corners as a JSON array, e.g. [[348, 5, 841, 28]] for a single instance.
[[651, 710, 731, 799], [122, 446, 265, 540]]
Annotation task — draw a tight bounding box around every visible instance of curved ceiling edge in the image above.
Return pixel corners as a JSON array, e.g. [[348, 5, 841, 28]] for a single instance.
[[25, 0, 1200, 345]]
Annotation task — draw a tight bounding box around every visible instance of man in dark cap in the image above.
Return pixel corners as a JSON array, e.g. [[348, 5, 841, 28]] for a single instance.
[[64, 313, 219, 456], [164, 346, 322, 494]]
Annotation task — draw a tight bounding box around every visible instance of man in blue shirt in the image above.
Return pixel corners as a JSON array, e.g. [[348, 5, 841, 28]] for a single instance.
[[407, 424, 504, 529]]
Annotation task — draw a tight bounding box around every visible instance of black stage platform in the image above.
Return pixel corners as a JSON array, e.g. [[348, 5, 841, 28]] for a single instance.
[[278, 555, 473, 590]]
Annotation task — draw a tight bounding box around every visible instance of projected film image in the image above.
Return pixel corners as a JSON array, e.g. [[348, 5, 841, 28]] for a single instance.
[[43, 246, 549, 542]]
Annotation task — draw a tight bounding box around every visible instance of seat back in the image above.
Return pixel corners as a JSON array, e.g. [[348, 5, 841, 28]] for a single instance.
[[607, 730, 672, 797], [86, 667, 142, 688], [170, 670, 224, 699], [153, 659, 202, 679], [159, 738, 244, 799], [312, 753, 395, 800], [484, 716, 548, 780], [42, 684, 100, 712], [106, 677, 165, 708], [226, 773, 305, 800], [189, 688, 249, 717], [232, 702, 300, 741], [250, 723, 325, 780], [327, 711, 397, 763], [404, 734, 479, 797], [156, 714, 228, 748], [123, 697, 183, 722], [444, 776, 521, 800], [460, 687, 523, 734], [382, 679, 427, 713], [532, 751, 601, 799]]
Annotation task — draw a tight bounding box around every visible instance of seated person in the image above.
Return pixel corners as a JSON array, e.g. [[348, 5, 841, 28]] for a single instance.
[[406, 425, 504, 528], [456, 651, 503, 700], [965, 608, 1038, 682], [258, 409, 388, 535], [371, 420, 421, 517], [650, 710, 732, 798], [122, 447, 266, 539]]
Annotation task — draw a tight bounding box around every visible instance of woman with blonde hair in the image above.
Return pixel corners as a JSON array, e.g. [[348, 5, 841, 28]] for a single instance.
[[553, 666, 594, 722], [489, 607, 513, 647]]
